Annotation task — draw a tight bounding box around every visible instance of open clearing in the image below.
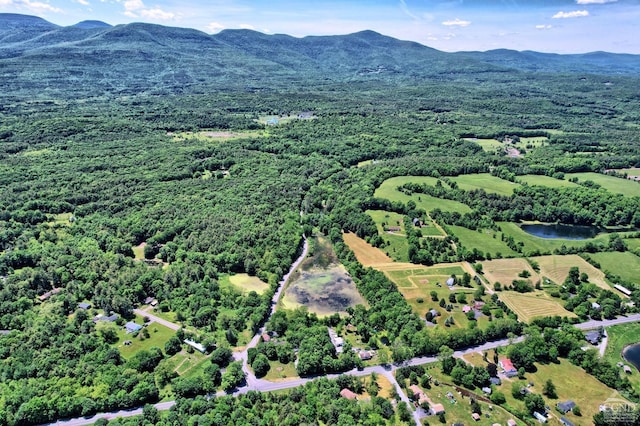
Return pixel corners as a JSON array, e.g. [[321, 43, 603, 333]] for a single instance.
[[481, 258, 539, 287], [449, 225, 519, 258], [499, 292, 574, 322], [498, 221, 612, 255], [587, 251, 640, 285], [517, 174, 578, 188], [283, 235, 366, 317], [375, 176, 472, 214], [343, 232, 393, 267], [450, 173, 520, 196], [603, 323, 640, 389], [113, 316, 175, 359], [566, 172, 640, 197], [533, 254, 610, 290], [366, 209, 409, 261], [220, 273, 270, 295], [463, 137, 503, 151]]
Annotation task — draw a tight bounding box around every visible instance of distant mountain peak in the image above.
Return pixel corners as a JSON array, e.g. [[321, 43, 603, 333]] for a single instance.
[[0, 13, 58, 29], [72, 20, 112, 29]]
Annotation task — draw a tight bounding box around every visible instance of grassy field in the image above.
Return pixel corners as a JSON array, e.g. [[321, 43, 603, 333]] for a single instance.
[[481, 258, 539, 288], [517, 175, 578, 188], [534, 254, 610, 290], [132, 242, 146, 260], [603, 323, 640, 389], [499, 292, 574, 322], [375, 176, 472, 214], [449, 226, 519, 258], [112, 316, 175, 359], [498, 222, 612, 255], [450, 173, 521, 196], [494, 360, 628, 424], [566, 172, 640, 197], [343, 232, 393, 267], [366, 210, 409, 261], [519, 136, 549, 146], [412, 365, 527, 426], [219, 273, 270, 295], [587, 252, 640, 284], [464, 137, 503, 151], [264, 360, 298, 381]]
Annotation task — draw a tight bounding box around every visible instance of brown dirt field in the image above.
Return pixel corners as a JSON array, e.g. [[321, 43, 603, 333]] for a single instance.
[[343, 232, 392, 267], [481, 258, 539, 286], [533, 254, 609, 290]]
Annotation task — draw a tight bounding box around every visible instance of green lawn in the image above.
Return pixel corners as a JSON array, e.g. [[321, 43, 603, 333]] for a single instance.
[[464, 138, 503, 151], [517, 175, 578, 188], [603, 323, 640, 389], [113, 315, 175, 359], [588, 251, 640, 283], [449, 226, 519, 258], [450, 173, 521, 196], [566, 172, 640, 197], [498, 222, 612, 255], [375, 176, 472, 214], [219, 273, 270, 295]]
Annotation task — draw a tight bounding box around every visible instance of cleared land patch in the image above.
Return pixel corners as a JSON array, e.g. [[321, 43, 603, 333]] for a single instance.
[[375, 176, 471, 214], [499, 292, 575, 322], [463, 137, 502, 151], [220, 273, 270, 295], [450, 173, 520, 196], [448, 225, 519, 258], [533, 254, 609, 290], [587, 251, 640, 285], [284, 235, 366, 316], [517, 174, 578, 188], [343, 232, 393, 267], [481, 258, 539, 287], [566, 172, 640, 197]]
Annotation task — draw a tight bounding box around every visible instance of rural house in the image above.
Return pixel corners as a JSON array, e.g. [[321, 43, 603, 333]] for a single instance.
[[125, 322, 143, 334], [499, 358, 517, 377], [340, 388, 357, 400], [556, 400, 576, 414], [184, 339, 206, 353], [585, 330, 602, 345], [78, 302, 91, 310], [560, 417, 575, 426]]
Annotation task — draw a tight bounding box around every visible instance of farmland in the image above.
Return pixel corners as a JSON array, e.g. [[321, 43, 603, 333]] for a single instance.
[[450, 173, 520, 196], [481, 258, 539, 288], [587, 251, 640, 284], [375, 176, 472, 214], [343, 231, 393, 267], [533, 254, 610, 290], [517, 175, 578, 188], [366, 209, 410, 261], [566, 172, 640, 197], [498, 222, 612, 255], [464, 137, 503, 151], [448, 225, 519, 258], [499, 292, 574, 322]]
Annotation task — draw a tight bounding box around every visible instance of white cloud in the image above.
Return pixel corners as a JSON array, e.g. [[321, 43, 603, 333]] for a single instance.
[[2, 0, 65, 13], [399, 0, 419, 20], [140, 8, 174, 20], [576, 0, 616, 4], [441, 18, 470, 27], [552, 10, 589, 18], [535, 24, 553, 29], [124, 0, 143, 11], [206, 22, 225, 33], [239, 23, 255, 30], [75, 0, 89, 5]]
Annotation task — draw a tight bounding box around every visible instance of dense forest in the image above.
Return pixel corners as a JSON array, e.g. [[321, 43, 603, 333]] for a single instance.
[[1, 13, 640, 426]]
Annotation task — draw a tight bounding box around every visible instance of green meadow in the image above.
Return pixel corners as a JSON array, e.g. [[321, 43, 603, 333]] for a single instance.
[[450, 173, 520, 196], [566, 172, 640, 197], [517, 174, 578, 188], [375, 176, 472, 214]]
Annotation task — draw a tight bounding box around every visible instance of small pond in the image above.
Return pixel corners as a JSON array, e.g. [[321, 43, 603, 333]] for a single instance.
[[623, 343, 640, 371], [520, 223, 600, 240]]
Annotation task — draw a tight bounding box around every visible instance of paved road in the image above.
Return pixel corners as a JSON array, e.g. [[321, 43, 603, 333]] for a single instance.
[[133, 309, 181, 331], [42, 271, 640, 426]]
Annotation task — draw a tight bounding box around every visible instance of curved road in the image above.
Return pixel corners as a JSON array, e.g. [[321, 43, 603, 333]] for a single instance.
[[43, 279, 640, 426]]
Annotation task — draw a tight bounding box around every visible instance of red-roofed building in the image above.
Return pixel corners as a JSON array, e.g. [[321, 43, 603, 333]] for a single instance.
[[261, 333, 271, 342], [340, 388, 358, 400], [499, 358, 517, 377]]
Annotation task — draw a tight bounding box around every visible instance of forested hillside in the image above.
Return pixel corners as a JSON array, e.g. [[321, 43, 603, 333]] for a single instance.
[[1, 13, 640, 426]]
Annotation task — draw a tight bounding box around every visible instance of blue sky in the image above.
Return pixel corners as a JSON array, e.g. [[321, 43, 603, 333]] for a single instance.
[[1, 0, 639, 53]]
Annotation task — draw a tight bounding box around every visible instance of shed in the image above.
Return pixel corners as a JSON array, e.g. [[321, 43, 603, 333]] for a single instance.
[[507, 420, 517, 426], [359, 350, 373, 361], [462, 305, 472, 313], [78, 302, 92, 310], [560, 417, 575, 426], [446, 277, 455, 287], [490, 377, 502, 385], [482, 386, 492, 395], [125, 322, 143, 334], [261, 333, 271, 342], [533, 411, 547, 423], [624, 365, 633, 374], [430, 403, 445, 415], [184, 339, 206, 353], [472, 412, 481, 421], [340, 388, 357, 400]]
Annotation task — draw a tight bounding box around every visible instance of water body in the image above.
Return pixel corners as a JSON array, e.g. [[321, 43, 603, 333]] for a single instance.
[[623, 344, 640, 371], [521, 223, 599, 240]]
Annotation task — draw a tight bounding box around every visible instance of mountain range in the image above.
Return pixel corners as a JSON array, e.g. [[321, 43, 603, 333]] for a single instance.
[[2, 13, 639, 98]]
